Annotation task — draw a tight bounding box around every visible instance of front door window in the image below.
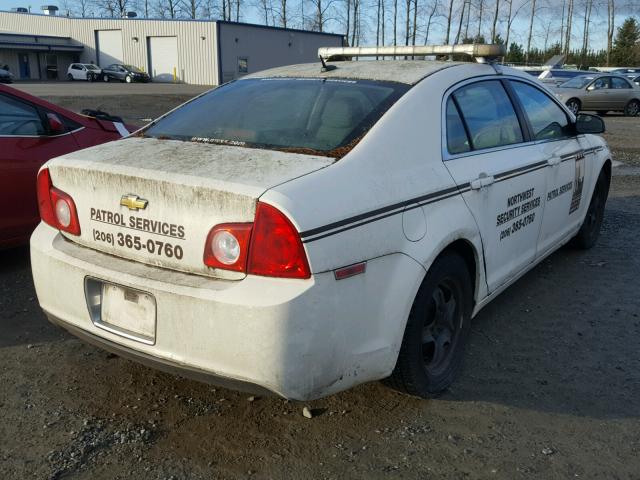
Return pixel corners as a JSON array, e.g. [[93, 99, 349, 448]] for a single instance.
[[508, 80, 587, 255]]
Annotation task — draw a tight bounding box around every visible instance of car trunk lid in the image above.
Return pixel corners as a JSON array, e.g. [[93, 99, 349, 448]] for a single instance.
[[45, 137, 333, 279]]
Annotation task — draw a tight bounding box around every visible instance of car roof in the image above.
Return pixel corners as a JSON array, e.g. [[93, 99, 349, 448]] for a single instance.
[[244, 60, 468, 85]]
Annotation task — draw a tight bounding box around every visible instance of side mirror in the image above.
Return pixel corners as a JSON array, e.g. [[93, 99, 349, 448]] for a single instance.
[[46, 113, 67, 135], [575, 113, 605, 134]]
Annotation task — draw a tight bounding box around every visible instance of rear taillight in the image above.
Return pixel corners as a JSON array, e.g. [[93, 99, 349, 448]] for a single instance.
[[248, 203, 311, 279], [37, 168, 81, 236], [203, 223, 252, 271], [203, 202, 311, 279]]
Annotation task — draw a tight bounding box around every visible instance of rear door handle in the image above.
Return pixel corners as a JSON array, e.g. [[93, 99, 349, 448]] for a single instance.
[[470, 174, 495, 190], [547, 156, 562, 166]]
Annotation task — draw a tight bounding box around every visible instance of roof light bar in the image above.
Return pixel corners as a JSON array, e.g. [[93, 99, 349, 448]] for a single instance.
[[318, 44, 506, 63]]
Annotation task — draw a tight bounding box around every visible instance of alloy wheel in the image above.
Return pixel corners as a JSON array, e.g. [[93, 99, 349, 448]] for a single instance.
[[422, 279, 462, 375], [567, 100, 580, 115]]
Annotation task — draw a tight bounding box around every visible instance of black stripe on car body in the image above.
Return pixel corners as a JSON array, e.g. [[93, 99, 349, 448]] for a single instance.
[[302, 188, 466, 243], [493, 160, 548, 182], [561, 150, 584, 160], [300, 185, 461, 239], [300, 156, 581, 244]]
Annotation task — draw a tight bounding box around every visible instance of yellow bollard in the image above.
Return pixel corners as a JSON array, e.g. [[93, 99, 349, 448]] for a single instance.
[[173, 67, 176, 83]]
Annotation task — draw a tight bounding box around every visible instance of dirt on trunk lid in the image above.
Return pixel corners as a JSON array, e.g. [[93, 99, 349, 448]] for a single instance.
[[46, 137, 333, 279]]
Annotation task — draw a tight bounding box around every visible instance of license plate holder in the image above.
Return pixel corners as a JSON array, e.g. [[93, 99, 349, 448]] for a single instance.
[[85, 278, 156, 345]]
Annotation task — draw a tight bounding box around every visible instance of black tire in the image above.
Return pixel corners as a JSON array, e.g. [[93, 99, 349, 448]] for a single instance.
[[624, 99, 640, 117], [570, 169, 610, 249], [125, 75, 132, 83], [597, 111, 608, 116], [103, 74, 110, 83], [386, 252, 473, 397], [566, 98, 581, 115], [67, 73, 74, 81], [87, 73, 94, 82]]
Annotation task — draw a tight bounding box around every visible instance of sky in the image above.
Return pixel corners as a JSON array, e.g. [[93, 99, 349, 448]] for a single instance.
[[0, 0, 637, 53]]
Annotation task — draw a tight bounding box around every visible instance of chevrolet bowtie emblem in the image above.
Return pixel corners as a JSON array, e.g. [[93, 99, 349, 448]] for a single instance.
[[120, 194, 148, 211]]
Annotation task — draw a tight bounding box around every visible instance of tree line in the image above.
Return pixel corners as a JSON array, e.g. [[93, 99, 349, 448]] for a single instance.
[[59, 0, 639, 67]]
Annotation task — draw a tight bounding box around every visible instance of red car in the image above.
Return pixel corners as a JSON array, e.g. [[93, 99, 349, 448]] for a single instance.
[[0, 84, 131, 248]]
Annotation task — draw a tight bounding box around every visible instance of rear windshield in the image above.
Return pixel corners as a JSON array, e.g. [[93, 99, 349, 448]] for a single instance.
[[142, 78, 409, 157]]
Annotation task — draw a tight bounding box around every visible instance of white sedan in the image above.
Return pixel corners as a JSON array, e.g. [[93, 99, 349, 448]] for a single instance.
[[67, 63, 101, 81], [31, 45, 611, 400]]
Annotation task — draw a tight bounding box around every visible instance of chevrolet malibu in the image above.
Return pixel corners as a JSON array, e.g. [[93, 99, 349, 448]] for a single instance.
[[31, 45, 612, 400]]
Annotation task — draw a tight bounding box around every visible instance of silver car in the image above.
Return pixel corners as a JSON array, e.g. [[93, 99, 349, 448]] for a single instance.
[[553, 74, 640, 116]]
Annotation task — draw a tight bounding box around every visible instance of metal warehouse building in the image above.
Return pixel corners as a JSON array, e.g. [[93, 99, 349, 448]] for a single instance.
[[0, 10, 343, 85]]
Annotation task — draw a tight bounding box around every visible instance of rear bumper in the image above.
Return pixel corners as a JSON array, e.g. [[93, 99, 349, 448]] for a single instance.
[[31, 224, 423, 399], [45, 312, 272, 396]]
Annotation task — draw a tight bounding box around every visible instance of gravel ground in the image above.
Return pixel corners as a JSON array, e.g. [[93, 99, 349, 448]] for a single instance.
[[0, 100, 639, 480], [40, 94, 196, 127], [601, 115, 640, 177]]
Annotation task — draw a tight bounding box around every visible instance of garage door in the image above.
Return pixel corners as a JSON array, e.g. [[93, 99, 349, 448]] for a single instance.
[[96, 30, 123, 67], [148, 36, 178, 82]]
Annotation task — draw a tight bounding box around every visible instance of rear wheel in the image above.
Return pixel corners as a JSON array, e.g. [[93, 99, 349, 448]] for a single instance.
[[103, 74, 110, 82], [624, 99, 640, 117], [386, 252, 472, 397], [570, 169, 610, 249], [566, 98, 581, 115], [67, 73, 74, 81]]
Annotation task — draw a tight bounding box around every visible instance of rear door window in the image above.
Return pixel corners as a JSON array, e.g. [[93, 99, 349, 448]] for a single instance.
[[452, 80, 524, 151], [611, 77, 632, 89], [445, 98, 470, 154]]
